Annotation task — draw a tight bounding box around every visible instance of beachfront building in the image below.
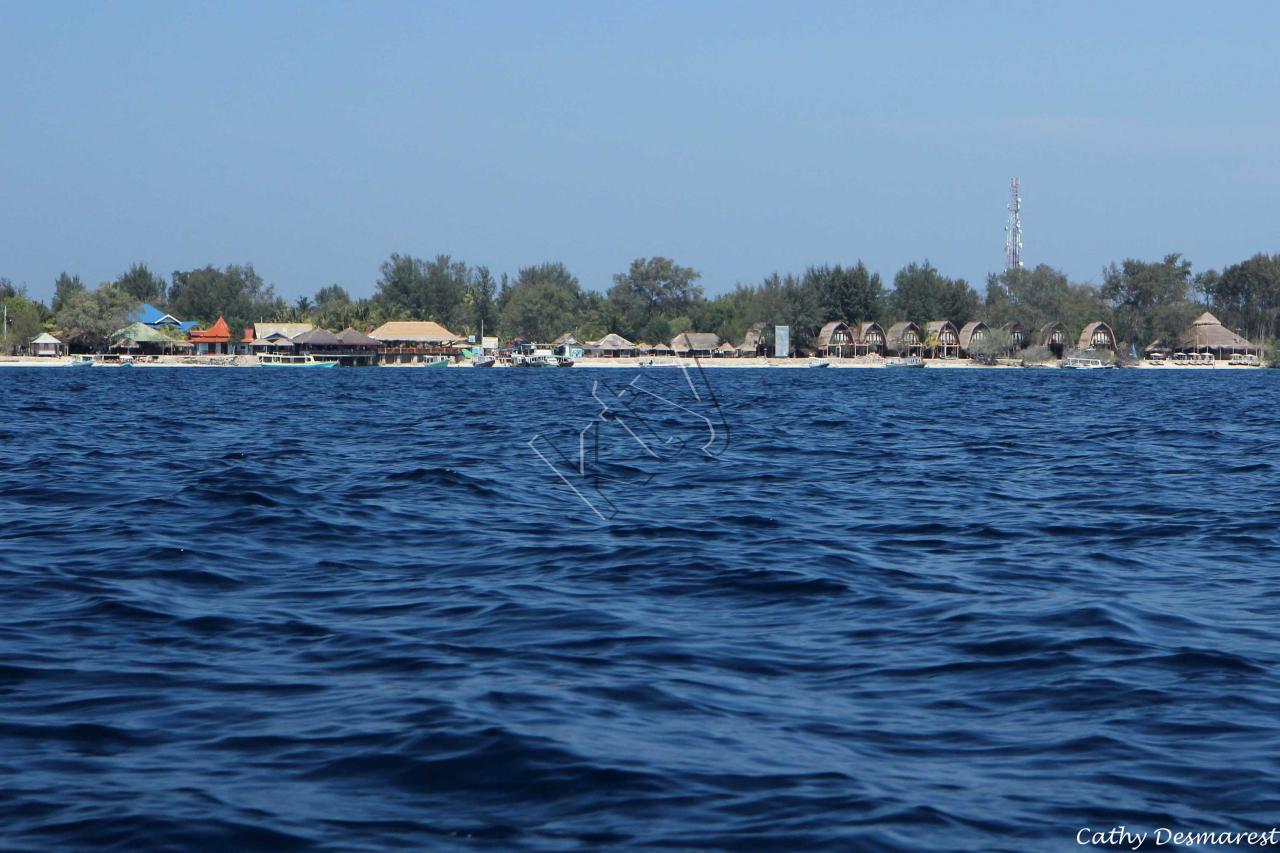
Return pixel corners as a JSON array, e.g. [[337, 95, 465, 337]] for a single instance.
[[1077, 321, 1117, 352], [585, 333, 636, 358], [237, 328, 255, 356], [738, 322, 770, 357], [111, 322, 194, 356], [646, 340, 674, 357], [188, 316, 234, 355], [958, 322, 989, 358], [552, 333, 586, 359], [1039, 322, 1069, 357], [254, 323, 314, 340], [131, 304, 198, 333], [250, 331, 296, 355], [925, 321, 960, 359], [31, 332, 65, 357], [716, 341, 738, 357], [815, 322, 855, 357], [856, 322, 887, 356], [369, 321, 460, 365], [1173, 312, 1261, 360], [886, 322, 923, 357], [671, 332, 721, 358], [1002, 322, 1028, 350]]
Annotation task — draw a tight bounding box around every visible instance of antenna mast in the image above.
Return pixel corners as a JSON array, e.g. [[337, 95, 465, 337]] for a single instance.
[[1004, 177, 1023, 271]]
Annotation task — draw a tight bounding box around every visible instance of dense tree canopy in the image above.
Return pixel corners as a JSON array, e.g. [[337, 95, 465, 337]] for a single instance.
[[168, 264, 281, 337], [497, 262, 588, 342], [607, 257, 703, 339], [889, 262, 980, 327], [114, 263, 167, 305], [1102, 254, 1198, 347], [54, 285, 139, 350], [1196, 253, 1280, 343]]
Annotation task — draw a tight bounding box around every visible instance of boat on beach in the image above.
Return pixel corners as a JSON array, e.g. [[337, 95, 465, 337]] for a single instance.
[[886, 356, 924, 368], [70, 355, 95, 368], [258, 354, 338, 368], [808, 358, 831, 368]]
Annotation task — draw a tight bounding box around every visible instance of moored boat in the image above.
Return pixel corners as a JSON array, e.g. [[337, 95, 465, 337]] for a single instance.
[[258, 354, 338, 368], [886, 356, 924, 368], [70, 355, 95, 367], [1061, 356, 1113, 370], [808, 357, 831, 368], [472, 355, 497, 368]]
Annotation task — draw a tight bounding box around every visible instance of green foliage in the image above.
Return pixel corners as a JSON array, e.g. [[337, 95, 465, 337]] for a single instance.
[[168, 264, 280, 339], [1197, 253, 1280, 344], [969, 327, 1014, 363], [805, 262, 883, 324], [54, 285, 139, 351], [1101, 254, 1197, 347], [888, 261, 979, 326], [374, 254, 470, 330], [607, 257, 702, 338], [984, 265, 1111, 342], [113, 263, 167, 305], [52, 272, 86, 314], [497, 262, 587, 341], [468, 266, 497, 336], [1, 296, 44, 354]]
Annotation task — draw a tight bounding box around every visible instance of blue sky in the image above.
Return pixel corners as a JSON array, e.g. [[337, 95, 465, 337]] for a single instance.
[[2, 1, 1277, 304]]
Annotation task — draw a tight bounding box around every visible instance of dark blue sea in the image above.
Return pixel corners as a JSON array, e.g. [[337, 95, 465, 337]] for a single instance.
[[2, 366, 1279, 851]]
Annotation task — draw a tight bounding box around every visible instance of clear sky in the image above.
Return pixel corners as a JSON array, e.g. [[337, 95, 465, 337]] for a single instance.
[[2, 1, 1277, 304]]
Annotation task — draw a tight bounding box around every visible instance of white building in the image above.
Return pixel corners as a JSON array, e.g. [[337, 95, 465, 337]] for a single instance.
[[31, 332, 65, 357]]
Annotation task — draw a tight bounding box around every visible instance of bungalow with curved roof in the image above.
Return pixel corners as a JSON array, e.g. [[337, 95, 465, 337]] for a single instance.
[[925, 321, 960, 359], [856, 322, 887, 356], [1039, 322, 1069, 357], [815, 321, 854, 357], [958, 321, 988, 358], [1078, 321, 1117, 351], [1001, 322, 1028, 350], [886, 321, 923, 357]]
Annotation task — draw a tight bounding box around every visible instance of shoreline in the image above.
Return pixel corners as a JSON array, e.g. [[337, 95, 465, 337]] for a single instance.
[[0, 355, 1266, 370]]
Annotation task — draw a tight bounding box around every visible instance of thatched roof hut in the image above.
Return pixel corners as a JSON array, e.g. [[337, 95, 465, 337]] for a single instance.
[[1077, 321, 1116, 351], [1001, 322, 1028, 349], [1039, 321, 1069, 355], [716, 341, 738, 357], [815, 321, 854, 356], [738, 322, 770, 356], [646, 340, 673, 354], [886, 321, 923, 356], [671, 332, 721, 356], [1176, 312, 1259, 358], [958, 321, 988, 357], [925, 321, 960, 358], [588, 332, 637, 357]]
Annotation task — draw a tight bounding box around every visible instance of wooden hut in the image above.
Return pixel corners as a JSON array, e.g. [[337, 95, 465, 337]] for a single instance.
[[670, 332, 721, 357], [958, 321, 989, 358], [1077, 321, 1117, 351], [646, 340, 674, 356], [886, 322, 923, 357], [1039, 322, 1069, 357], [1001, 322, 1028, 350], [738, 322, 770, 357], [855, 322, 887, 357], [331, 327, 382, 366], [587, 333, 637, 358], [31, 332, 65, 357], [110, 322, 192, 355], [369, 320, 460, 364], [925, 321, 960, 359], [814, 321, 854, 357], [1176, 312, 1260, 360]]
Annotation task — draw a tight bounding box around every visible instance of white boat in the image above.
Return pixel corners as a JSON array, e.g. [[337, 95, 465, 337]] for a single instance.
[[258, 354, 338, 368], [1061, 356, 1113, 370], [886, 356, 925, 368], [808, 358, 831, 368], [640, 358, 684, 368], [512, 352, 553, 367]]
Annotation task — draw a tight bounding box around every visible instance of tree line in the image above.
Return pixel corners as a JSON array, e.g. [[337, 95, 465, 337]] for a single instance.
[[3, 252, 1279, 355]]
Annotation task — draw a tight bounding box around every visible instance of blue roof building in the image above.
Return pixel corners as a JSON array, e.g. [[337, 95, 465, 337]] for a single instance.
[[131, 304, 198, 333]]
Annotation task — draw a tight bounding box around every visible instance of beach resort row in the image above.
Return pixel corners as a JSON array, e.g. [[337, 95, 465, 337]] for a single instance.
[[1, 304, 1267, 369]]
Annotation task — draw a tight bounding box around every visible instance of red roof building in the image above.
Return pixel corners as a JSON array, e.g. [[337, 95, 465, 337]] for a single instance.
[[189, 316, 233, 355]]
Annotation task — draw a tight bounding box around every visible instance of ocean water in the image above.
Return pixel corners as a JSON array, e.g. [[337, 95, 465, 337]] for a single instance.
[[1, 366, 1278, 851]]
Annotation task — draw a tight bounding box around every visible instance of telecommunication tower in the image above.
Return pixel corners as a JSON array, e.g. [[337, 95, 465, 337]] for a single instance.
[[1004, 177, 1023, 271]]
